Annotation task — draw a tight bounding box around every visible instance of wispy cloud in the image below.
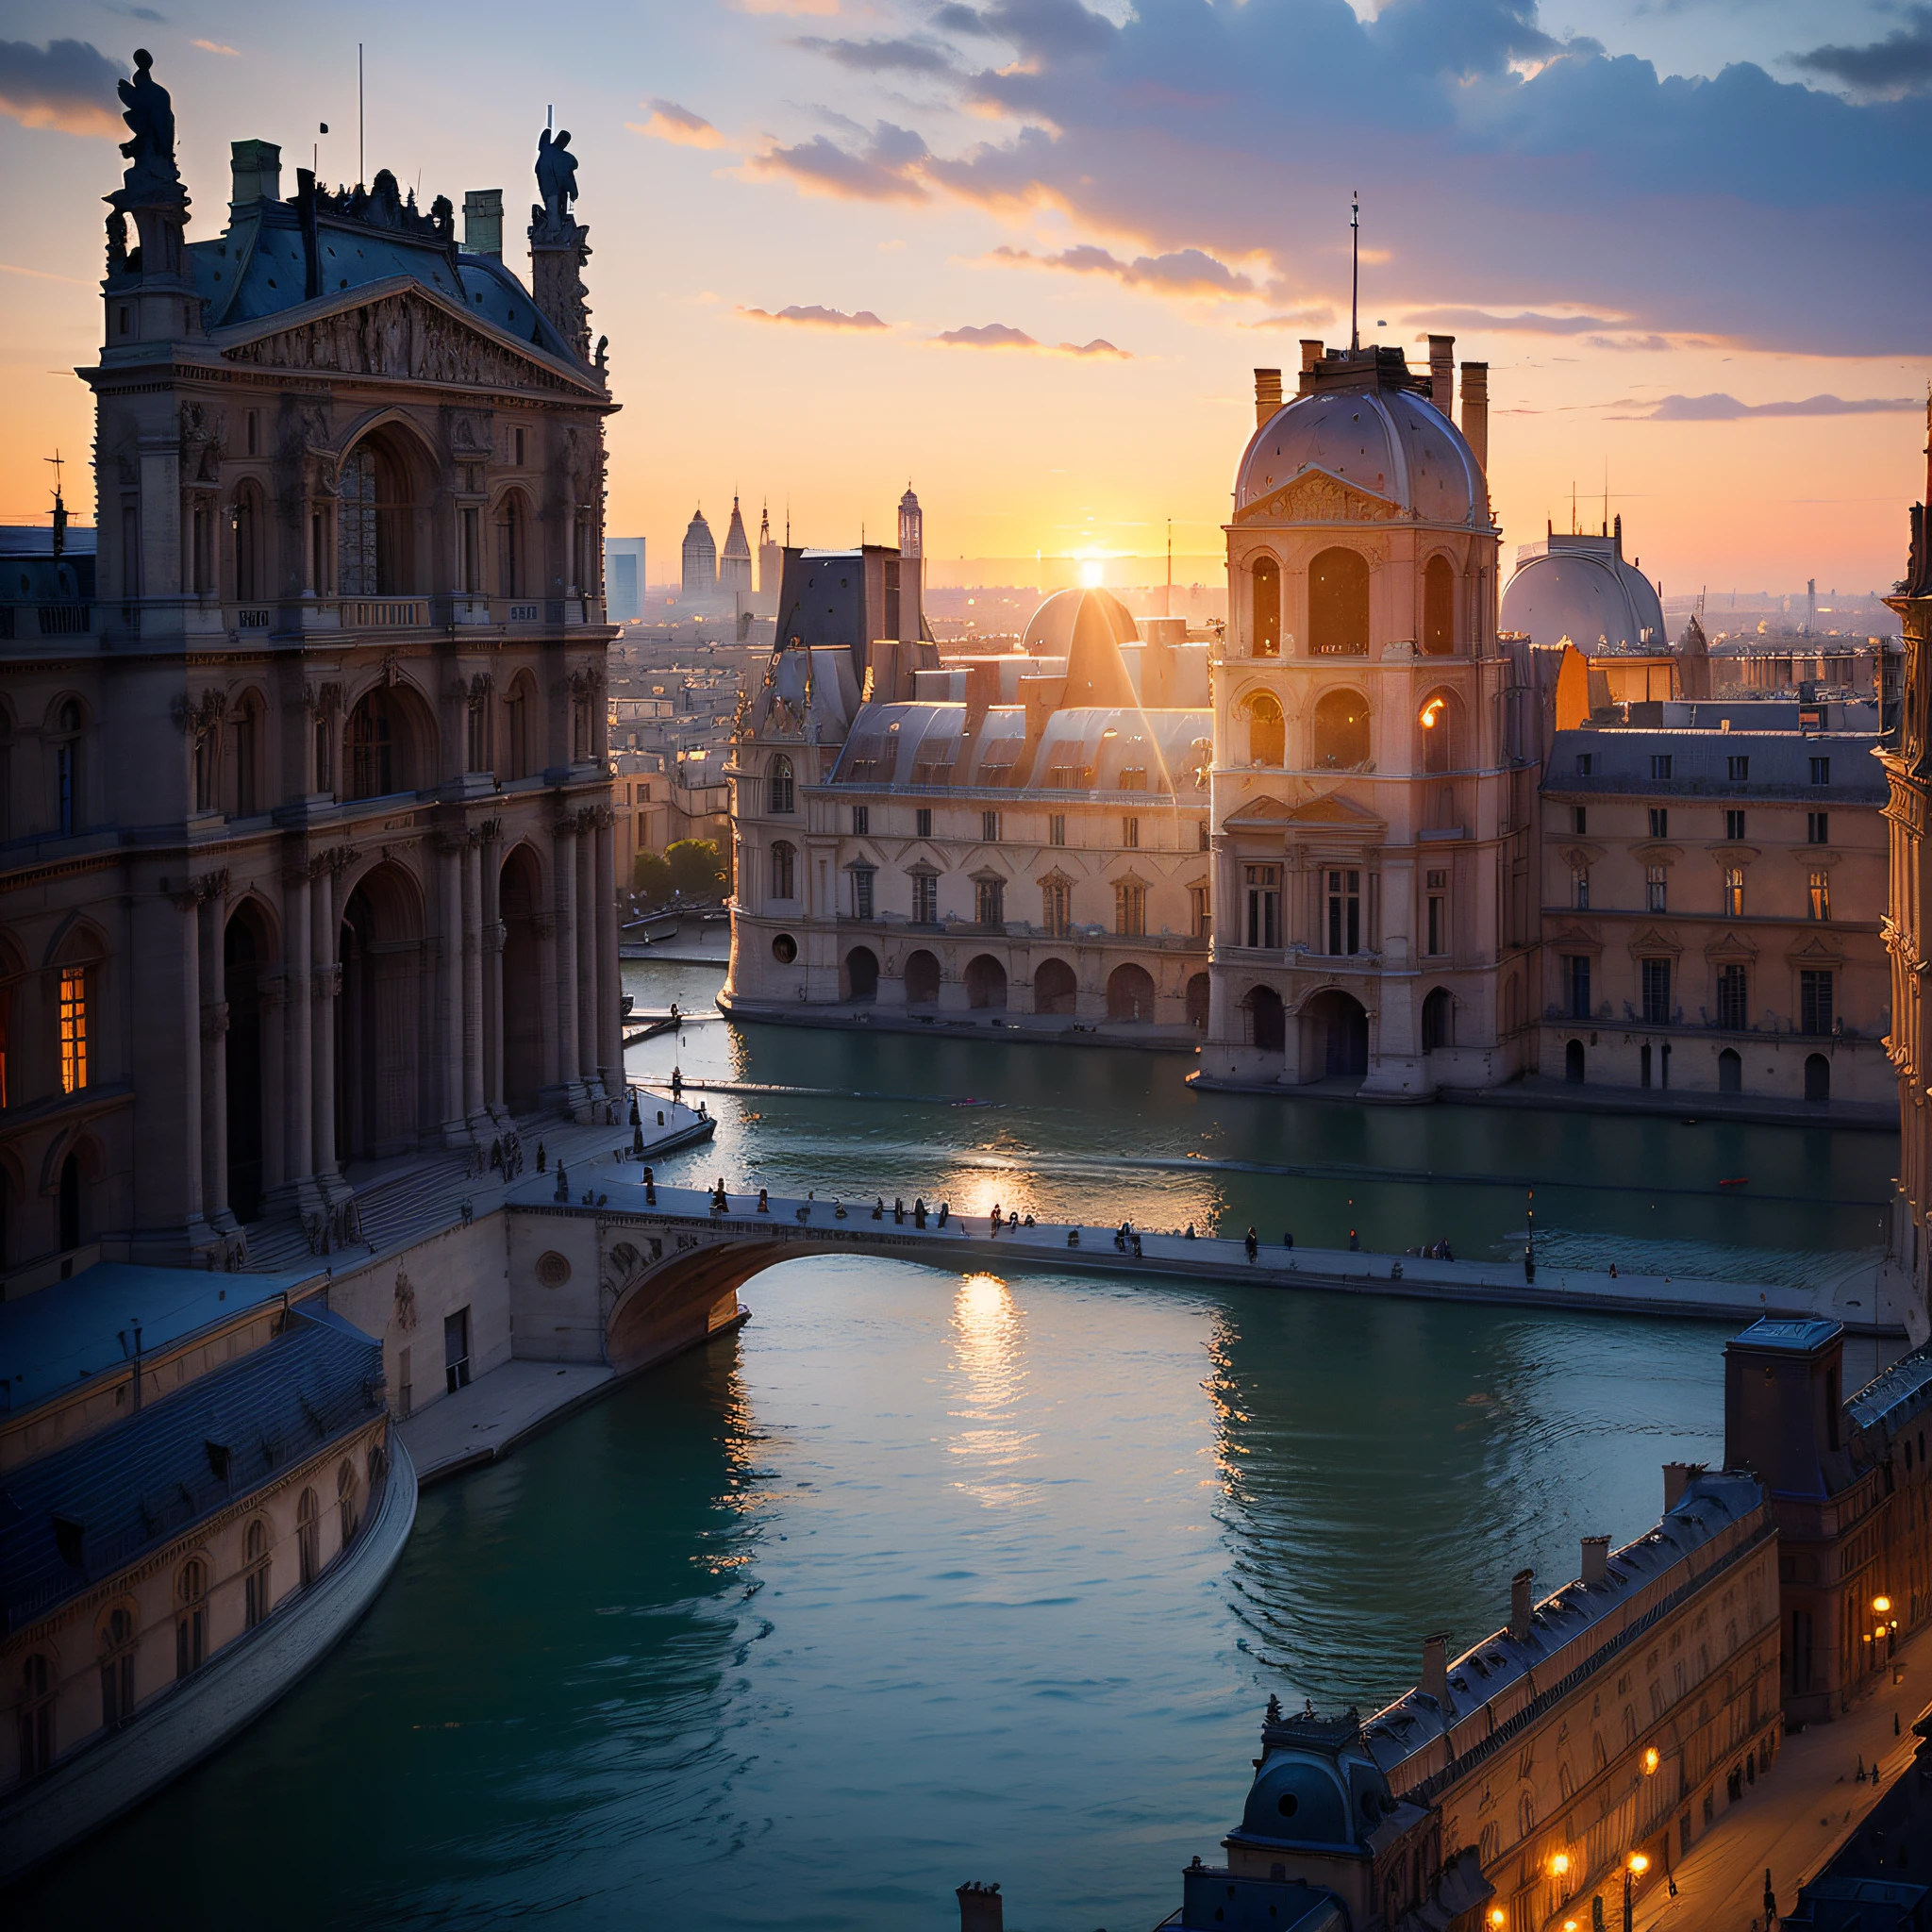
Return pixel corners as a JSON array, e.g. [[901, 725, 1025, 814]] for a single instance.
[[986, 242, 1257, 297], [1626, 392, 1924, 421], [738, 303, 888, 330], [630, 100, 727, 150], [747, 122, 929, 203], [1416, 308, 1621, 337], [0, 260, 92, 285], [795, 34, 958, 75], [192, 39, 239, 56], [933, 323, 1130, 358], [0, 38, 124, 137]]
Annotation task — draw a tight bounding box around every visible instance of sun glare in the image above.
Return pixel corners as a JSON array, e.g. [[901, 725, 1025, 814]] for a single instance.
[[1079, 558, 1104, 589]]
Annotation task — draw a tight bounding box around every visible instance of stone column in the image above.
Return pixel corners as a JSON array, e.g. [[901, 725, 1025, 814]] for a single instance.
[[174, 888, 208, 1238], [594, 808, 622, 1096], [552, 813, 581, 1108], [200, 888, 233, 1231], [481, 823, 505, 1117], [283, 865, 315, 1199], [534, 910, 559, 1111], [462, 830, 485, 1124], [312, 864, 340, 1192], [575, 811, 599, 1091], [439, 834, 467, 1143]]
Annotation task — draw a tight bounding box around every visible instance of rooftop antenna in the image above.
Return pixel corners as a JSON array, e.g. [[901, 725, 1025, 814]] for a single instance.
[[1165, 516, 1173, 620], [1349, 190, 1360, 355], [358, 43, 364, 187], [1570, 479, 1577, 536], [1603, 459, 1609, 537], [46, 449, 67, 558]]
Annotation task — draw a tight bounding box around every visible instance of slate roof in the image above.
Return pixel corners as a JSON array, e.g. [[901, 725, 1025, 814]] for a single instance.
[[0, 1307, 384, 1633]]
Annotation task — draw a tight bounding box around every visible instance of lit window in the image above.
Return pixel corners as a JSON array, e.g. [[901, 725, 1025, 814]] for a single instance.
[[1809, 870, 1830, 922], [58, 967, 87, 1093], [1724, 867, 1744, 918]]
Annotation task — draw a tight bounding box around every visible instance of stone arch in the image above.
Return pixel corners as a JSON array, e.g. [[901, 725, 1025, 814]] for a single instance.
[[1185, 971, 1210, 1031], [501, 668, 540, 781], [343, 675, 438, 801], [964, 954, 1008, 1010], [1300, 988, 1368, 1080], [1107, 961, 1156, 1023], [1250, 552, 1281, 658], [1242, 983, 1286, 1054], [1416, 687, 1463, 775], [1422, 553, 1456, 655], [1421, 985, 1454, 1053], [904, 949, 941, 1008], [224, 896, 277, 1222], [1805, 1053, 1830, 1103], [841, 944, 879, 1003], [1311, 688, 1371, 770], [1308, 546, 1370, 657], [1719, 1046, 1742, 1094], [1241, 689, 1285, 767], [1034, 956, 1077, 1016], [491, 482, 539, 600], [336, 858, 429, 1158], [337, 417, 439, 597], [1565, 1038, 1586, 1083], [768, 753, 797, 815], [499, 841, 547, 1112]]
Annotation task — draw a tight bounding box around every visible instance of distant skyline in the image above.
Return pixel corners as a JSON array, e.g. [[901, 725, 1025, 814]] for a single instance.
[[1, 1, 1927, 593]]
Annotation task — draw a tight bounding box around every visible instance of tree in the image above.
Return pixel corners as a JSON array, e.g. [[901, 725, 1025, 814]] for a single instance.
[[632, 850, 673, 903], [665, 838, 728, 901]]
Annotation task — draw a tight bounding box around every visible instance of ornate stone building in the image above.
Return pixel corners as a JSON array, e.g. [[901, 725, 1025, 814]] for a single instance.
[[1202, 339, 1538, 1098], [0, 62, 620, 1282]]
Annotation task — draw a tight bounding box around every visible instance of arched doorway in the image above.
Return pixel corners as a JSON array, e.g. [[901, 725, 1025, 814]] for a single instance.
[[499, 844, 545, 1112], [225, 904, 272, 1222], [1805, 1053, 1830, 1103], [1719, 1047, 1742, 1094], [1185, 972, 1210, 1031], [1565, 1039, 1586, 1083], [904, 950, 941, 1008], [338, 862, 426, 1159], [965, 954, 1008, 1010], [1302, 990, 1369, 1080], [1034, 958, 1077, 1016], [1107, 962, 1156, 1023], [841, 946, 879, 1003], [1245, 985, 1286, 1055], [1421, 987, 1454, 1053], [1312, 689, 1370, 769], [1308, 546, 1370, 656]]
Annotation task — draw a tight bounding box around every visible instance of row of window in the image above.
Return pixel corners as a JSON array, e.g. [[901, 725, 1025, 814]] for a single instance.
[[1575, 751, 1835, 786], [829, 804, 1211, 852], [1243, 548, 1457, 658], [1571, 805, 1832, 843], [1560, 956, 1835, 1033], [1573, 862, 1833, 920]]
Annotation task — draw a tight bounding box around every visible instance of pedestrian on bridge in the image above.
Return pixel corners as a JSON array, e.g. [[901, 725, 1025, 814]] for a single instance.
[[1348, 1228, 1359, 1252], [874, 1197, 885, 1220], [913, 1199, 927, 1228], [938, 1202, 949, 1227], [894, 1196, 907, 1224], [990, 1203, 1003, 1236], [671, 1066, 684, 1104], [643, 1166, 657, 1205], [1245, 1227, 1258, 1263]]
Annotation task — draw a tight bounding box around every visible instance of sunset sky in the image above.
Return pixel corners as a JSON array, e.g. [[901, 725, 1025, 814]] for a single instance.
[[1, 0, 1927, 598]]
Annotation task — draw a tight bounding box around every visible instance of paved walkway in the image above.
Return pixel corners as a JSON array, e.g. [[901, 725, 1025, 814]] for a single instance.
[[396, 1359, 617, 1484], [1633, 1624, 1929, 1931]]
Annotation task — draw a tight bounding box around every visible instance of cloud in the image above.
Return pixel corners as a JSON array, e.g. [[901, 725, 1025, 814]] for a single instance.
[[1245, 303, 1338, 330], [1414, 308, 1619, 336], [1790, 6, 1932, 99], [795, 34, 958, 75], [631, 100, 727, 149], [936, 322, 1039, 348], [988, 242, 1257, 296], [738, 303, 889, 329], [1630, 392, 1924, 421], [0, 38, 124, 136], [1058, 338, 1129, 358], [747, 121, 929, 202], [1585, 333, 1674, 352], [192, 39, 239, 56]]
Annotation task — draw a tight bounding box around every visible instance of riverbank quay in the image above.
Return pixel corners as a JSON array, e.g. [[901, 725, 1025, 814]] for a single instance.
[[716, 991, 1204, 1052]]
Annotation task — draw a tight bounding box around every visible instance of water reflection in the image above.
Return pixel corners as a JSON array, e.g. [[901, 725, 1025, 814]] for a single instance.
[[948, 1272, 1037, 1507]]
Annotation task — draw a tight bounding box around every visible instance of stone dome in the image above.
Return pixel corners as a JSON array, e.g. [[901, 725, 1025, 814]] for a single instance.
[[1501, 531, 1666, 652], [1023, 586, 1139, 656], [1236, 388, 1483, 526]]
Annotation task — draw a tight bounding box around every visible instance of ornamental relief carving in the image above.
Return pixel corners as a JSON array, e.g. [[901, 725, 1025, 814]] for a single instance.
[[1237, 471, 1403, 527]]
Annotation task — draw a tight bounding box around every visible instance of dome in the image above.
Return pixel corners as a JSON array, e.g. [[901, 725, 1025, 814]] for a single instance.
[[1237, 1756, 1352, 1848], [1501, 532, 1666, 652], [1236, 388, 1482, 525], [1023, 586, 1138, 657]]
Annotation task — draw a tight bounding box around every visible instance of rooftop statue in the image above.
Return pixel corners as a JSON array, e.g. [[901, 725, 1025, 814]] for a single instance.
[[117, 47, 180, 199], [534, 127, 579, 233]]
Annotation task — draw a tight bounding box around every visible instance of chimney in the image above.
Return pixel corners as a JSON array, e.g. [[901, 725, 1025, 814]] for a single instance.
[[1459, 361, 1490, 476], [965, 660, 998, 730], [958, 1882, 1003, 1932], [1662, 1460, 1703, 1511], [1254, 367, 1283, 428], [1427, 334, 1455, 415], [229, 138, 282, 209], [1421, 1632, 1449, 1706], [463, 188, 505, 259], [1297, 339, 1325, 394], [1580, 1536, 1610, 1589], [1508, 1568, 1534, 1642]]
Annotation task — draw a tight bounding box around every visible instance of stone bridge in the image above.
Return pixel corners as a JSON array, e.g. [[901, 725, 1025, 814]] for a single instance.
[[498, 1171, 1884, 1381]]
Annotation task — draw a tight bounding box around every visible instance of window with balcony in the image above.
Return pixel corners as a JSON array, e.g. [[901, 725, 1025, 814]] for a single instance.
[[1325, 869, 1361, 956], [1641, 958, 1672, 1025]]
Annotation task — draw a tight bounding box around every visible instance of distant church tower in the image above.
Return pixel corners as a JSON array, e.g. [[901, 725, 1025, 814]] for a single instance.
[[681, 507, 717, 597], [758, 500, 782, 597], [898, 484, 923, 560], [720, 495, 753, 596]]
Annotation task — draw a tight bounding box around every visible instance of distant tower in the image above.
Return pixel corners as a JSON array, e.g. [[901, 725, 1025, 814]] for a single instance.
[[758, 499, 782, 597], [898, 484, 923, 559], [720, 495, 753, 596], [681, 507, 716, 598], [1806, 578, 1817, 638]]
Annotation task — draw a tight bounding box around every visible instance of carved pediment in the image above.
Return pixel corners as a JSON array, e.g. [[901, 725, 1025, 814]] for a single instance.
[[1785, 932, 1846, 965], [1284, 790, 1385, 829], [1624, 924, 1683, 957], [1236, 464, 1403, 527], [1704, 930, 1759, 961], [1548, 922, 1602, 953], [217, 278, 603, 398]]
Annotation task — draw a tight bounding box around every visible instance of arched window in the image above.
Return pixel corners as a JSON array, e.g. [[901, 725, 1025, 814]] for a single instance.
[[234, 480, 267, 604], [1251, 555, 1281, 658], [297, 1488, 320, 1587], [1243, 985, 1286, 1054], [1312, 689, 1371, 769], [338, 1458, 360, 1548], [53, 699, 83, 837], [231, 692, 262, 816], [769, 755, 795, 813], [1244, 692, 1285, 767], [1423, 555, 1455, 655], [243, 1518, 272, 1629], [18, 1652, 55, 1779], [338, 438, 415, 596], [497, 492, 526, 599], [175, 1557, 209, 1679], [1422, 987, 1454, 1052], [345, 689, 410, 800], [770, 840, 796, 901], [1418, 692, 1457, 774], [504, 675, 533, 782], [1308, 547, 1370, 657], [99, 1604, 136, 1729]]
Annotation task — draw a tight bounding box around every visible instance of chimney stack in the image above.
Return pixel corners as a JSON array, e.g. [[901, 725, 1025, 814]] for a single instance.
[[1508, 1568, 1534, 1642], [958, 1882, 1003, 1932], [1580, 1536, 1610, 1589], [1298, 340, 1325, 394], [1421, 1632, 1449, 1706], [1254, 368, 1283, 428], [1427, 335, 1456, 416], [1662, 1461, 1703, 1510], [1459, 361, 1490, 476], [229, 138, 282, 209], [463, 189, 505, 259]]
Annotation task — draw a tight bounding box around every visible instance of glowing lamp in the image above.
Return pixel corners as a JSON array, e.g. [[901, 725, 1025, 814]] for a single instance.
[[1488, 1911, 1507, 1928], [1629, 1853, 1650, 1876], [1420, 698, 1446, 729], [1550, 1852, 1571, 1877], [1642, 1746, 1660, 1774], [1875, 1595, 1892, 1614]]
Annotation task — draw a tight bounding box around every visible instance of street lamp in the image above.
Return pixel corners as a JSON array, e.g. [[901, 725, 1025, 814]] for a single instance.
[[1624, 1852, 1650, 1932], [1551, 1852, 1572, 1879], [1642, 1745, 1660, 1775], [1488, 1910, 1507, 1929]]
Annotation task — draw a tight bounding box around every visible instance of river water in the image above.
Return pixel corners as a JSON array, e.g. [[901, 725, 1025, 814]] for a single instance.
[[15, 961, 1896, 1931]]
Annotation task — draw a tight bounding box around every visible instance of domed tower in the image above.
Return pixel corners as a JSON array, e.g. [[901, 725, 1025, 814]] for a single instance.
[[1202, 337, 1537, 1099], [681, 507, 717, 598]]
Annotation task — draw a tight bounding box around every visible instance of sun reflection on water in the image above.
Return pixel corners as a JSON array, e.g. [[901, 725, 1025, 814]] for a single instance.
[[947, 1272, 1037, 1507]]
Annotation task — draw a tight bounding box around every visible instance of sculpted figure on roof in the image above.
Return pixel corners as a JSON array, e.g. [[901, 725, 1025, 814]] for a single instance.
[[535, 128, 579, 232], [117, 48, 180, 197]]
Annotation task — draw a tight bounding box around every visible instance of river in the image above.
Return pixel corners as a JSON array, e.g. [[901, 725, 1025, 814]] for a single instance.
[[13, 960, 1895, 1931]]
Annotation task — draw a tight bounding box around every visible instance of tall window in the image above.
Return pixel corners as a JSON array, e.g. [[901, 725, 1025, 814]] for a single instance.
[[505, 682, 530, 781], [339, 1460, 360, 1548], [1312, 690, 1370, 769], [1646, 865, 1668, 912], [975, 876, 1006, 928], [1245, 865, 1281, 950], [1724, 867, 1744, 918], [1115, 879, 1147, 938], [1308, 546, 1370, 656], [297, 1489, 320, 1586], [1572, 865, 1590, 911], [339, 444, 411, 597], [466, 698, 491, 775], [1808, 869, 1830, 921], [1726, 755, 1750, 781], [234, 699, 258, 815], [345, 691, 397, 800], [1649, 807, 1669, 839], [192, 724, 220, 813], [911, 873, 939, 924], [1725, 809, 1746, 841], [1190, 882, 1210, 941], [55, 701, 81, 837], [1718, 963, 1748, 1030], [1641, 958, 1672, 1025], [1250, 555, 1280, 657], [982, 809, 1001, 842], [18, 1653, 54, 1778], [1245, 692, 1285, 766], [1425, 869, 1448, 955], [1573, 806, 1588, 835], [770, 841, 796, 901], [1565, 955, 1591, 1022], [1041, 877, 1070, 937], [234, 483, 263, 602], [770, 756, 795, 813], [497, 493, 525, 598], [1801, 969, 1834, 1036], [1807, 811, 1830, 844], [915, 808, 933, 839], [1048, 814, 1066, 848], [58, 967, 88, 1094], [851, 866, 874, 921], [243, 1519, 271, 1629], [175, 1558, 208, 1679], [1810, 756, 1831, 786], [1325, 869, 1361, 957], [1122, 815, 1141, 850], [99, 1606, 136, 1729], [1422, 554, 1455, 655]]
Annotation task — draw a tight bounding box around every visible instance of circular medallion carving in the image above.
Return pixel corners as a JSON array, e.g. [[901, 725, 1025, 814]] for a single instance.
[[536, 1250, 572, 1289]]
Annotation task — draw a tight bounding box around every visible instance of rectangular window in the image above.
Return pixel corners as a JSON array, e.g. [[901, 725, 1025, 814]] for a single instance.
[[852, 867, 874, 921], [1326, 868, 1361, 957], [1809, 757, 1830, 786], [1641, 957, 1672, 1026], [1647, 864, 1668, 912], [851, 805, 869, 836], [1718, 963, 1748, 1030], [1807, 810, 1829, 844], [911, 873, 938, 924], [1118, 766, 1146, 791], [1808, 869, 1830, 921], [1049, 814, 1067, 848], [1801, 969, 1834, 1036], [1649, 807, 1669, 839], [915, 807, 933, 839], [1244, 864, 1281, 950], [1565, 954, 1591, 1022], [982, 809, 1001, 843], [1725, 809, 1746, 841], [1190, 883, 1211, 941], [59, 967, 88, 1093], [1123, 815, 1140, 850], [1651, 754, 1674, 781], [1573, 806, 1588, 836], [975, 876, 1006, 927], [1426, 869, 1448, 956], [1575, 753, 1593, 777], [1115, 880, 1147, 938], [1572, 865, 1590, 911], [1724, 866, 1744, 918], [1041, 878, 1071, 937], [1198, 821, 1210, 852], [1727, 755, 1750, 781]]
